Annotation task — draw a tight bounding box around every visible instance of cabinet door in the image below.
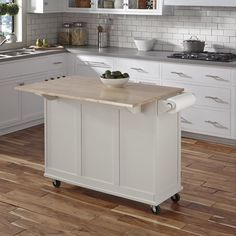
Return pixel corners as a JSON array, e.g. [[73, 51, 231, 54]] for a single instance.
[[21, 74, 46, 121], [164, 0, 236, 7], [0, 80, 20, 128], [28, 0, 62, 13]]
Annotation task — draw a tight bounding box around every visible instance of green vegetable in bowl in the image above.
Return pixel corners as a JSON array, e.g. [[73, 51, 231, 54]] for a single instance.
[[101, 70, 129, 79]]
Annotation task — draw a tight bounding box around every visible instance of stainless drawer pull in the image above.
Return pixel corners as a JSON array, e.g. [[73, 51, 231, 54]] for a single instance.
[[205, 96, 229, 104], [205, 120, 228, 129], [53, 62, 63, 65], [205, 75, 229, 82], [181, 117, 192, 124], [171, 72, 192, 78], [85, 61, 110, 68], [130, 67, 148, 73]]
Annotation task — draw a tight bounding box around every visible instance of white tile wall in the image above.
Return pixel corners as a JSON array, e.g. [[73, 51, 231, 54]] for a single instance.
[[27, 7, 236, 52], [27, 13, 62, 46]]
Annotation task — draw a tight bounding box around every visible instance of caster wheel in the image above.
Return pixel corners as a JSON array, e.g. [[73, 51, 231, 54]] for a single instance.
[[52, 180, 61, 188], [151, 205, 161, 214], [171, 193, 180, 202]]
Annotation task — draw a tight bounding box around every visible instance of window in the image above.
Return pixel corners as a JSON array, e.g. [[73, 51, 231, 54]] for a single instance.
[[0, 0, 14, 36], [0, 0, 25, 50]]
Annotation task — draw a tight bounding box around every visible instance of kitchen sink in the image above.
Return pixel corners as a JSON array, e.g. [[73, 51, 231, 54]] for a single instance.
[[0, 49, 36, 59]]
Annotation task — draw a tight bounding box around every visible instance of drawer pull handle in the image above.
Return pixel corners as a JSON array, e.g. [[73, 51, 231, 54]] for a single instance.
[[139, 81, 156, 85], [130, 67, 148, 73], [53, 62, 63, 65], [18, 82, 25, 86], [171, 72, 192, 78], [85, 61, 110, 68], [205, 96, 229, 104], [205, 120, 228, 129], [205, 75, 229, 82], [181, 117, 192, 124]]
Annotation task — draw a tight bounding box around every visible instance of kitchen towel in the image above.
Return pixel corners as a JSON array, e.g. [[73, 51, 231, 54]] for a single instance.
[[167, 92, 196, 114]]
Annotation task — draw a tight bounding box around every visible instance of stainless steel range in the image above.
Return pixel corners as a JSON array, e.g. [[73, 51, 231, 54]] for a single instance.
[[168, 52, 236, 62]]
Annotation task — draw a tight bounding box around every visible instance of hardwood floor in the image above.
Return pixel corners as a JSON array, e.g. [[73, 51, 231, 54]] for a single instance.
[[0, 125, 235, 236]]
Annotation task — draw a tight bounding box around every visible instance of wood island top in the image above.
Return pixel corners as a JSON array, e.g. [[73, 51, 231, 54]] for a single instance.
[[16, 76, 184, 109]]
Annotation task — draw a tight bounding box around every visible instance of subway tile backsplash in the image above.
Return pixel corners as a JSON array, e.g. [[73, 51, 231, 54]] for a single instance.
[[27, 7, 236, 53]]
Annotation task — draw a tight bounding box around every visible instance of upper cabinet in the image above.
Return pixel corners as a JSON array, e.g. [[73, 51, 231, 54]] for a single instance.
[[27, 0, 65, 13], [27, 0, 170, 15], [164, 0, 236, 7]]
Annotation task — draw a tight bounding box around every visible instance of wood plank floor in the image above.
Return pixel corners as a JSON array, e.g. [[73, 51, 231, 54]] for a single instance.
[[0, 125, 235, 236]]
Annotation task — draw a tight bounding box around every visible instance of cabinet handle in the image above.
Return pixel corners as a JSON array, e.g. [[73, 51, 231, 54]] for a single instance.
[[53, 62, 63, 65], [181, 117, 192, 124], [18, 82, 25, 86], [85, 61, 110, 68], [205, 96, 229, 104], [205, 120, 228, 129], [130, 67, 148, 73], [44, 79, 48, 82], [139, 81, 156, 85], [50, 78, 55, 80], [205, 75, 229, 82], [171, 72, 192, 78]]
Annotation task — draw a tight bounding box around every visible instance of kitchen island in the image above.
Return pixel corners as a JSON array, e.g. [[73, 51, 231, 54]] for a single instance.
[[16, 76, 195, 213]]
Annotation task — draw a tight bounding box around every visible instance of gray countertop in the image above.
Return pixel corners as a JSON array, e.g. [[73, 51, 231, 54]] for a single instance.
[[1, 46, 236, 69], [0, 49, 67, 63], [66, 46, 236, 69]]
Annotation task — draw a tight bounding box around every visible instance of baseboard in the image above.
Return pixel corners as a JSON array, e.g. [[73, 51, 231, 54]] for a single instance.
[[0, 119, 44, 136], [182, 131, 236, 146]]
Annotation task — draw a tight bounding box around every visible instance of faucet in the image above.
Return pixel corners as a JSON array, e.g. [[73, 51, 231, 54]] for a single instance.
[[0, 35, 7, 46], [0, 38, 7, 46]]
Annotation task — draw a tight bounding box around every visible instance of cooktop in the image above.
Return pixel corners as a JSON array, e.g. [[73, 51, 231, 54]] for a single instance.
[[168, 52, 236, 62]]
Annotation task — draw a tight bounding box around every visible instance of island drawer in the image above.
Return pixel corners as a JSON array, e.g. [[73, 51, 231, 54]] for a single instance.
[[114, 58, 160, 82], [161, 63, 231, 86], [181, 108, 231, 138]]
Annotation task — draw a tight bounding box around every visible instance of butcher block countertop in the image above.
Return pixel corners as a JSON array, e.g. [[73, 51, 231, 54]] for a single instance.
[[16, 76, 184, 109]]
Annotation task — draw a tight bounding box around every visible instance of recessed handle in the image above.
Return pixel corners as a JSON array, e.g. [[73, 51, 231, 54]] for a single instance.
[[205, 96, 228, 104], [181, 117, 192, 124], [205, 75, 229, 82], [205, 120, 228, 129], [171, 72, 192, 79], [130, 67, 148, 73]]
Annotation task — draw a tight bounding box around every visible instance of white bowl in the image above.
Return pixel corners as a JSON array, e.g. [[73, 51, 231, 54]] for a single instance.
[[134, 38, 155, 51], [100, 77, 129, 88]]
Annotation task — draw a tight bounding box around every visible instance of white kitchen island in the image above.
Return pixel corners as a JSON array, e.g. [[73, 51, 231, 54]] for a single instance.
[[17, 76, 195, 214]]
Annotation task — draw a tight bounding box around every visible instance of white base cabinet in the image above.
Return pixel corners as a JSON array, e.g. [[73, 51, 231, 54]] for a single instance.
[[73, 54, 236, 142], [0, 53, 67, 136], [45, 99, 182, 206]]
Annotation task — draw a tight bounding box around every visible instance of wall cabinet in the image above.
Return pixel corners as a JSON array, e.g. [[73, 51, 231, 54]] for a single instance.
[[27, 0, 64, 13], [28, 0, 170, 15], [164, 0, 236, 7], [66, 0, 168, 15]]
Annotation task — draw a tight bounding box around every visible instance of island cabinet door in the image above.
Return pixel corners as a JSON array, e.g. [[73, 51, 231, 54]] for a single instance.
[[119, 102, 157, 202], [45, 99, 81, 177]]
